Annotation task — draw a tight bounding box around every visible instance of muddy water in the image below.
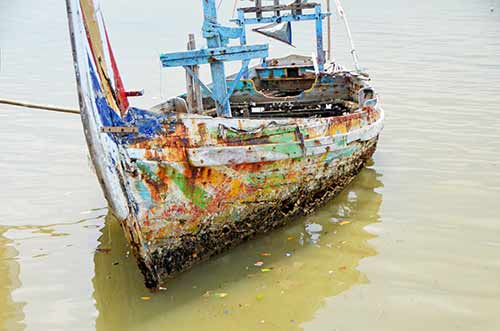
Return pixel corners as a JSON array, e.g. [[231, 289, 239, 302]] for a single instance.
[[1, 0, 499, 330]]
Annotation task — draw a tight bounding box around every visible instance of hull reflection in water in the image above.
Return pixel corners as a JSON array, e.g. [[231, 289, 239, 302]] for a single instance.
[[0, 228, 25, 331], [92, 166, 383, 330]]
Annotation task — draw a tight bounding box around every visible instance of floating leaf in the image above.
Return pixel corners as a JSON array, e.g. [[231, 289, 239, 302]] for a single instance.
[[260, 252, 272, 257], [215, 292, 228, 298], [287, 236, 295, 241], [256, 293, 265, 300], [254, 261, 264, 267], [261, 268, 272, 273], [96, 248, 111, 254], [141, 296, 151, 301], [339, 221, 351, 226], [339, 266, 347, 271]]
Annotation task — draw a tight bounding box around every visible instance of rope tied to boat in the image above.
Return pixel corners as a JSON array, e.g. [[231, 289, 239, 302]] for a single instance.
[[0, 98, 80, 115]]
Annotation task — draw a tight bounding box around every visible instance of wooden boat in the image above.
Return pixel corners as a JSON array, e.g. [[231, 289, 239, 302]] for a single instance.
[[65, 0, 384, 289]]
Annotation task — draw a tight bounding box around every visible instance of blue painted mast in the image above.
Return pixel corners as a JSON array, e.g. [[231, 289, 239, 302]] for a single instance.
[[203, 0, 230, 116], [160, 0, 268, 117]]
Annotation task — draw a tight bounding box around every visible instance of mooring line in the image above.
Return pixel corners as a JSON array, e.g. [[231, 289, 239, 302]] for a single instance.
[[0, 98, 80, 115]]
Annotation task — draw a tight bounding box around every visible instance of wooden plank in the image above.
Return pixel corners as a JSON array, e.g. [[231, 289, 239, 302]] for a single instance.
[[293, 0, 303, 15], [160, 44, 269, 67], [185, 34, 195, 113], [101, 126, 138, 133], [239, 2, 316, 14]]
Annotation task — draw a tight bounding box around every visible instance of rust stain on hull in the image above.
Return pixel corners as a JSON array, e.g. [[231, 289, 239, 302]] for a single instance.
[[147, 139, 379, 285]]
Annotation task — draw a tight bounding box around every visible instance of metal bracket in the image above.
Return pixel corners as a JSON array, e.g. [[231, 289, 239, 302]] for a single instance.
[[101, 126, 138, 134]]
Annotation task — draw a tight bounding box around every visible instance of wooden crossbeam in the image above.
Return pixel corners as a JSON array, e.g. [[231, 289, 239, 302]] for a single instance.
[[160, 44, 268, 67], [239, 2, 317, 14]]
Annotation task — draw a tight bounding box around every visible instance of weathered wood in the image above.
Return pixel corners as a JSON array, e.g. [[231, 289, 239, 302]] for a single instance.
[[185, 35, 195, 113], [101, 126, 138, 133], [187, 34, 203, 113], [0, 98, 80, 114], [256, 0, 262, 18], [326, 0, 332, 60], [239, 2, 316, 14], [274, 0, 280, 16], [66, 0, 383, 292], [292, 0, 303, 15]]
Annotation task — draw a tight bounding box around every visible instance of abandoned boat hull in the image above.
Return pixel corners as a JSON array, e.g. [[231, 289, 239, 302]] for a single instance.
[[125, 109, 383, 286], [66, 0, 384, 289]]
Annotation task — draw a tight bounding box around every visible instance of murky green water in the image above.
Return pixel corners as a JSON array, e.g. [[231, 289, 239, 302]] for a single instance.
[[1, 0, 499, 330]]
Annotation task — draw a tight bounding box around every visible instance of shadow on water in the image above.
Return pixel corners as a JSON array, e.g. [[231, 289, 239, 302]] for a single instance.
[[0, 228, 26, 331], [93, 166, 384, 331]]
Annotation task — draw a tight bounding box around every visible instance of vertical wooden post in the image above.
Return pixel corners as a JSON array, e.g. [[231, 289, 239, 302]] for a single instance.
[[256, 0, 262, 18], [185, 36, 194, 113], [202, 0, 231, 117], [185, 34, 203, 113], [315, 4, 325, 71], [326, 0, 332, 61]]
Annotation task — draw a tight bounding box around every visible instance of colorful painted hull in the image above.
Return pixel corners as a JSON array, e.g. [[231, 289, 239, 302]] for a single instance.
[[66, 0, 384, 289]]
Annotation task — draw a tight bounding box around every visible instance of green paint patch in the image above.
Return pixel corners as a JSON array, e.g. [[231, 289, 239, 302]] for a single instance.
[[161, 164, 208, 209], [222, 126, 298, 144], [262, 143, 303, 157], [247, 172, 288, 188], [135, 160, 160, 184]]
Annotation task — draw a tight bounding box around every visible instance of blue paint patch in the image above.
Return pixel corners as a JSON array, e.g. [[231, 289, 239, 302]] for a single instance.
[[134, 180, 153, 210], [87, 54, 168, 143]]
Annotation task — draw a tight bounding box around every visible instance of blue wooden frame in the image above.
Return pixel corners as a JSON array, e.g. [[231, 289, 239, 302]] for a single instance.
[[159, 1, 331, 118], [160, 0, 268, 117], [233, 3, 331, 71]]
